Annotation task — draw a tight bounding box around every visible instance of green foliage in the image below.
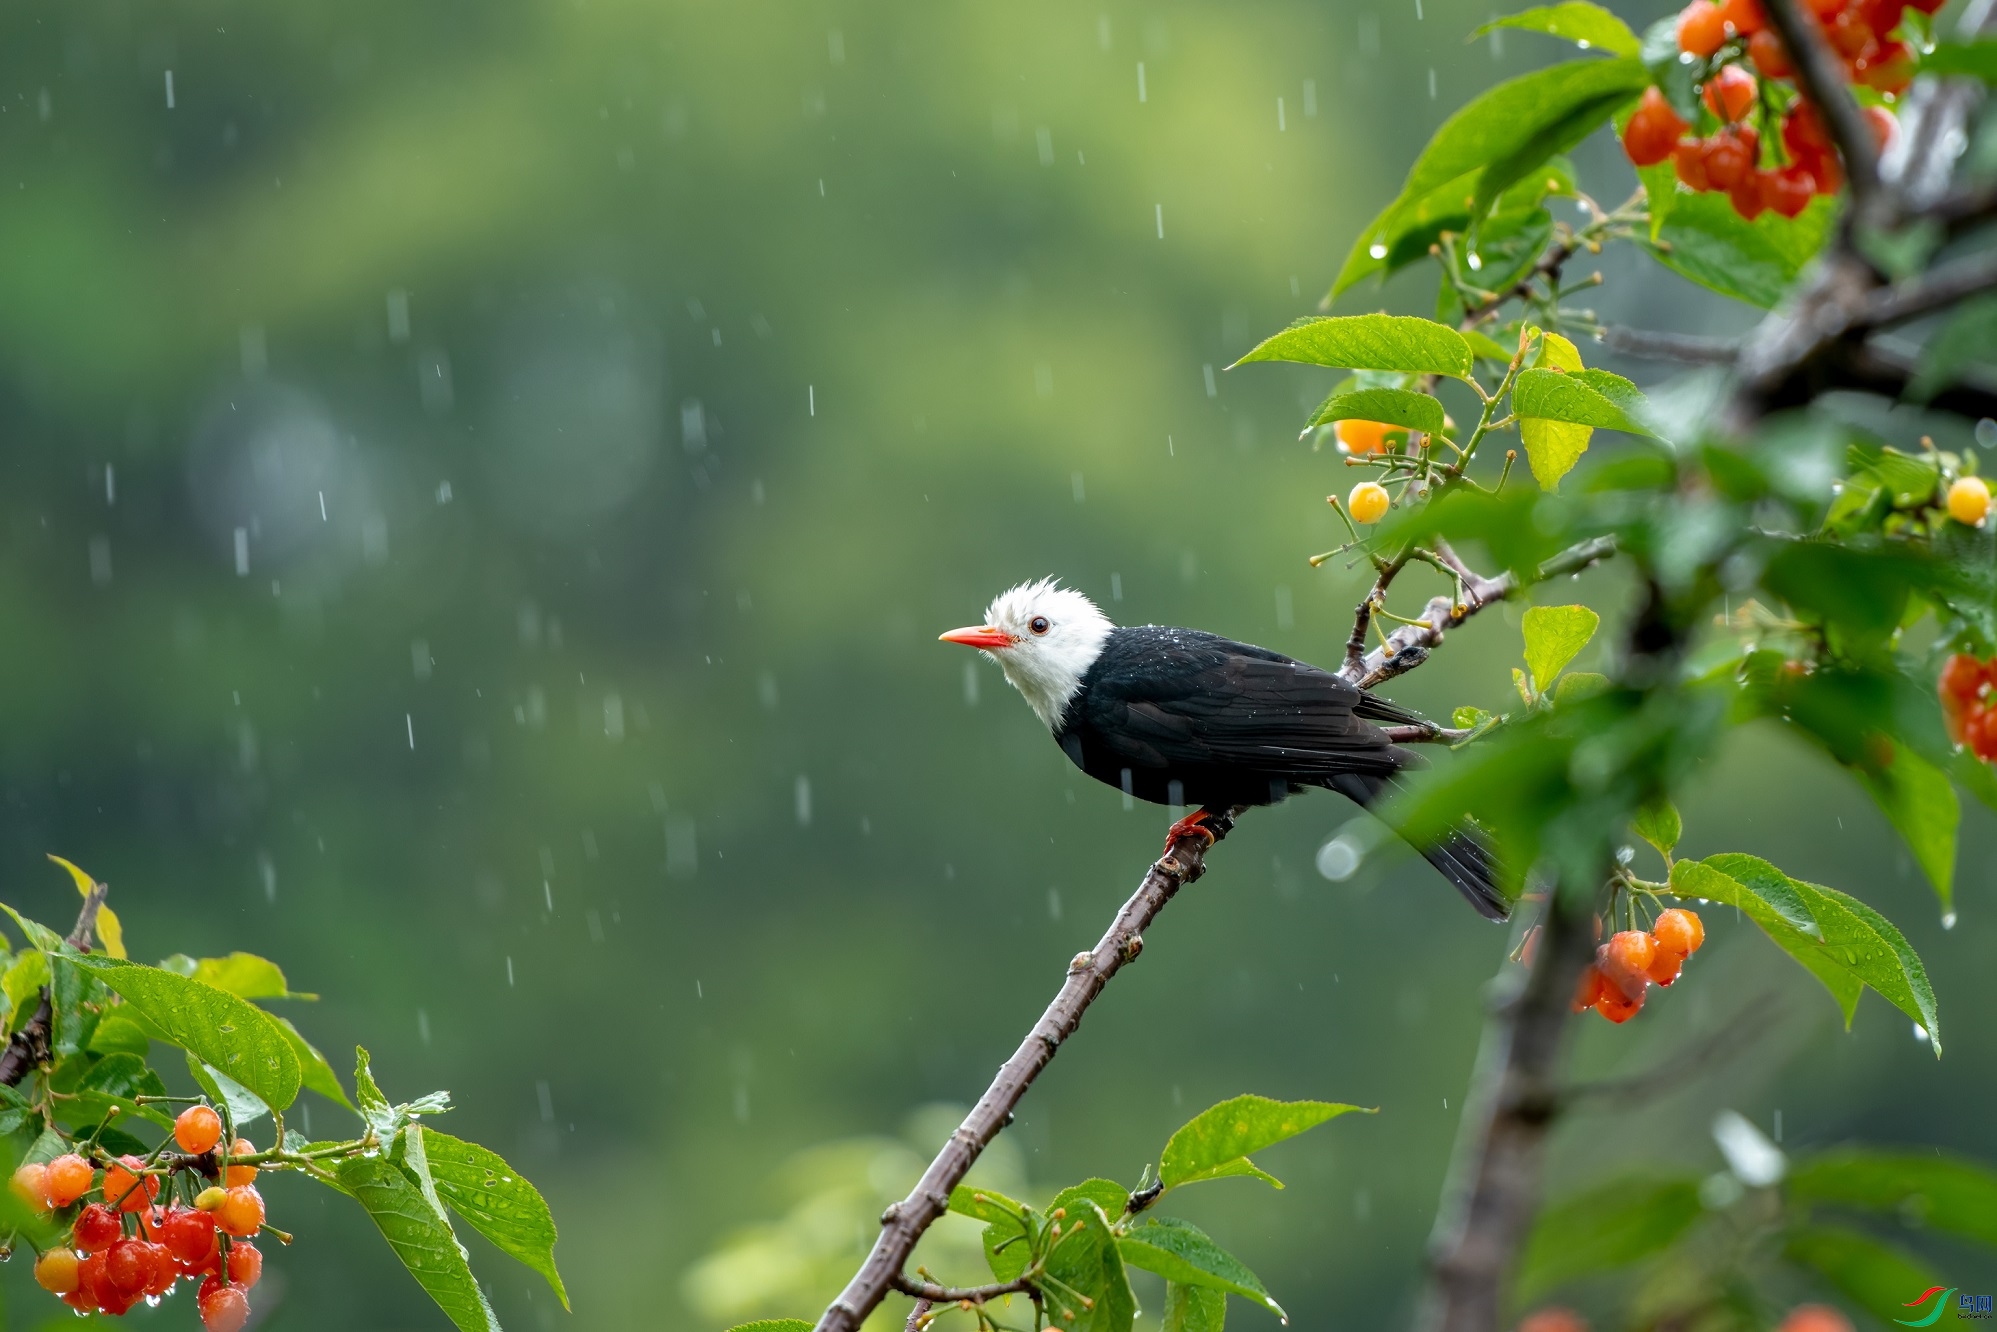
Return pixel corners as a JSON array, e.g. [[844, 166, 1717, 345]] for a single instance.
[[1468, 2, 1642, 56], [420, 1128, 570, 1308], [1521, 605, 1601, 694], [1516, 1176, 1703, 1301], [1786, 1148, 1997, 1246], [1120, 1217, 1284, 1317], [1783, 1225, 1944, 1317], [1303, 388, 1446, 436], [1856, 741, 1958, 914], [1161, 1283, 1228, 1332], [69, 955, 303, 1110], [1919, 38, 1997, 80], [1632, 798, 1682, 861], [1158, 1094, 1369, 1190], [1672, 856, 1940, 1053], [1233, 314, 1472, 378], [338, 1153, 503, 1332]]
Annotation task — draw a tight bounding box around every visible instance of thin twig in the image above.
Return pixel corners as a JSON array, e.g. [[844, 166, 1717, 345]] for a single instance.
[[0, 882, 108, 1088], [890, 1273, 1035, 1303], [1860, 247, 1997, 329], [904, 1299, 934, 1332], [1562, 992, 1782, 1109], [1600, 327, 1740, 364], [814, 808, 1247, 1332]]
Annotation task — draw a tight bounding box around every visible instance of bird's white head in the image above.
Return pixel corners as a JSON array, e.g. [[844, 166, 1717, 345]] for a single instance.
[[940, 577, 1115, 729]]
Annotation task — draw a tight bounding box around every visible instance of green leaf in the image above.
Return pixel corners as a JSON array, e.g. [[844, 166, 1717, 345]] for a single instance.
[[1787, 1148, 1997, 1246], [1908, 296, 1997, 402], [72, 1053, 172, 1128], [1303, 388, 1446, 436], [1783, 1224, 1945, 1316], [1454, 706, 1498, 731], [176, 953, 314, 1002], [1038, 1199, 1136, 1332], [948, 1182, 1032, 1226], [1920, 38, 1997, 81], [1159, 1095, 1369, 1190], [419, 1127, 567, 1308], [268, 1014, 353, 1108], [1516, 1175, 1703, 1301], [1334, 58, 1646, 294], [2, 950, 47, 1035], [1632, 799, 1682, 860], [1647, 192, 1836, 307], [1119, 1216, 1283, 1317], [1856, 740, 1957, 916], [354, 1047, 452, 1144], [1515, 367, 1654, 434], [1469, 2, 1642, 56], [1233, 315, 1471, 378], [86, 1014, 151, 1057], [1471, 87, 1638, 221], [186, 1053, 271, 1130], [336, 1154, 501, 1332], [1553, 670, 1608, 704], [1162, 1283, 1227, 1332], [1677, 855, 1941, 1054], [1521, 604, 1601, 692], [0, 904, 65, 955], [1463, 328, 1516, 362], [69, 956, 301, 1110]]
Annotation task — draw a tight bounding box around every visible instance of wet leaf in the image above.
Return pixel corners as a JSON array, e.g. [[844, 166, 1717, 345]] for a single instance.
[[1855, 740, 1956, 917], [1632, 798, 1682, 860], [420, 1127, 567, 1308], [69, 956, 301, 1109], [1303, 387, 1445, 436], [1522, 605, 1601, 692], [1470, 2, 1642, 56], [1162, 1283, 1227, 1332], [336, 1154, 500, 1332], [1120, 1216, 1283, 1316], [1787, 1148, 1997, 1246], [1159, 1095, 1369, 1190], [1233, 314, 1472, 378]]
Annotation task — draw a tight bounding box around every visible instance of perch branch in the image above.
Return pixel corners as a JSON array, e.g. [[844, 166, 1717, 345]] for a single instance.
[[814, 808, 1247, 1332], [0, 882, 108, 1088], [1600, 327, 1740, 364], [1859, 247, 1997, 329], [890, 1273, 1035, 1303], [905, 1300, 934, 1332]]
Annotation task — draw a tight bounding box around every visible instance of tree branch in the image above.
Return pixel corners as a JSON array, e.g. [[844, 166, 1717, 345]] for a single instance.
[[814, 808, 1246, 1332], [904, 1299, 934, 1332], [1859, 247, 1997, 329], [890, 1273, 1035, 1303], [0, 882, 108, 1088], [1599, 327, 1740, 364], [1841, 342, 1997, 420]]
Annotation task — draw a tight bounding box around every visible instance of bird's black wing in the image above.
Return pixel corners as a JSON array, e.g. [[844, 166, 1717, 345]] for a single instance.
[[1075, 629, 1403, 780]]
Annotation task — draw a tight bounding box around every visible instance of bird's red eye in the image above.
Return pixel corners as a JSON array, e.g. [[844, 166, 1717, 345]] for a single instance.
[[1029, 616, 1050, 635]]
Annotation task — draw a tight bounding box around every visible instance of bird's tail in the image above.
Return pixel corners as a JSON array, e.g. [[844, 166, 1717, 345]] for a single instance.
[[1325, 771, 1512, 922]]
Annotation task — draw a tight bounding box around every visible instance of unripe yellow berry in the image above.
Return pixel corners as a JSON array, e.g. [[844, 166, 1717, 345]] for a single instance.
[[1348, 481, 1391, 524], [1947, 475, 1989, 526]]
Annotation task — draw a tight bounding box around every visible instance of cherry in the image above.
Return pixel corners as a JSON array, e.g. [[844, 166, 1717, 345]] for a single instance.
[[1674, 139, 1712, 191], [34, 1247, 81, 1294], [1348, 481, 1391, 524], [1702, 132, 1753, 191], [1856, 0, 1907, 31], [1748, 29, 1793, 76], [164, 1205, 221, 1267], [10, 1162, 49, 1211], [1678, 1, 1729, 55], [1761, 166, 1817, 218], [176, 1104, 225, 1155], [73, 1201, 122, 1253], [1519, 1310, 1591, 1332], [73, 1251, 109, 1312], [1595, 983, 1645, 1023], [1336, 419, 1398, 456], [1571, 964, 1610, 1013], [1857, 43, 1914, 92], [1646, 947, 1685, 986], [228, 1240, 264, 1289], [225, 1139, 260, 1188], [1778, 1306, 1855, 1332], [1654, 908, 1706, 956], [105, 1237, 153, 1298], [43, 1153, 93, 1208], [201, 1283, 253, 1332], [1602, 931, 1659, 996], [1939, 653, 1990, 705], [216, 1184, 266, 1238], [1703, 65, 1758, 121], [1731, 173, 1769, 220], [102, 1155, 160, 1213], [1825, 8, 1877, 59], [1624, 88, 1687, 167], [145, 1240, 179, 1296], [1948, 476, 1990, 526], [1721, 0, 1766, 32]]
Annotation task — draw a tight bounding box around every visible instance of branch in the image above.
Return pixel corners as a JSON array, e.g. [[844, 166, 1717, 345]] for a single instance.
[[1842, 342, 1997, 420], [1599, 326, 1740, 364], [0, 882, 108, 1088], [1859, 247, 1997, 329], [890, 1273, 1035, 1303], [905, 1300, 934, 1332], [1348, 536, 1616, 689], [1757, 0, 1881, 211], [1561, 991, 1781, 1109], [814, 808, 1247, 1332]]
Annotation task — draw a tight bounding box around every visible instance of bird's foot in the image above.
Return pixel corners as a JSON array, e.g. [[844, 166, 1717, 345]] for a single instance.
[[1163, 808, 1218, 853]]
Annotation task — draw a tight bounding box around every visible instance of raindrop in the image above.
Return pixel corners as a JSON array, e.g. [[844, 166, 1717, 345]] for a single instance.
[[1316, 836, 1363, 881], [827, 28, 845, 64], [506, 956, 516, 987], [104, 464, 116, 506], [543, 880, 554, 913], [586, 909, 604, 943], [795, 775, 813, 827], [89, 535, 112, 586], [962, 660, 980, 707], [808, 384, 816, 416], [1048, 888, 1062, 921], [1913, 1021, 1929, 1041], [1369, 242, 1389, 259], [1071, 472, 1086, 502], [406, 713, 415, 750], [1277, 97, 1286, 132], [536, 1079, 554, 1122], [386, 289, 411, 343], [1203, 364, 1217, 397], [1429, 68, 1438, 98], [1110, 572, 1123, 601], [164, 70, 176, 109], [417, 1009, 431, 1045], [1137, 61, 1147, 102], [1098, 14, 1112, 49], [1304, 80, 1318, 116], [233, 527, 250, 576], [258, 851, 276, 902], [1120, 768, 1135, 811], [1942, 911, 1957, 929], [1036, 125, 1054, 166]]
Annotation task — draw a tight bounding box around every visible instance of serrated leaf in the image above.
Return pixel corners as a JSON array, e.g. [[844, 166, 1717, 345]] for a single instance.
[[1516, 1175, 1703, 1301], [1783, 1224, 1944, 1316], [72, 1052, 172, 1128], [1521, 605, 1600, 692], [269, 1014, 352, 1109], [1120, 1216, 1283, 1317], [1334, 57, 1646, 294], [69, 956, 301, 1109], [1159, 1095, 1368, 1190], [46, 857, 123, 960], [1676, 855, 1940, 1054], [51, 958, 101, 1058], [1162, 1282, 1227, 1332], [336, 1154, 501, 1332], [1632, 798, 1682, 859], [187, 953, 313, 1002], [1646, 191, 1836, 307], [419, 1127, 567, 1308], [1787, 1148, 1997, 1246], [1515, 367, 1654, 433], [1233, 315, 1472, 378], [0, 904, 65, 955], [1039, 1198, 1135, 1332], [1470, 2, 1642, 56], [1856, 741, 1957, 916], [1303, 388, 1445, 436], [187, 1053, 271, 1129]]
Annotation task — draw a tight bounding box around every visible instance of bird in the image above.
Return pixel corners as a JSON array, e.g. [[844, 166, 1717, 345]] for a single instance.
[[939, 577, 1508, 921]]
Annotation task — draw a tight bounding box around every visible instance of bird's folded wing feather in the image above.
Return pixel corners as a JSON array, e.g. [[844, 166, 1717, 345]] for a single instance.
[[1082, 646, 1402, 778]]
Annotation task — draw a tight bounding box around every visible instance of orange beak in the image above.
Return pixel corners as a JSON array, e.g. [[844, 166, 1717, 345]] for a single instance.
[[939, 625, 1014, 649]]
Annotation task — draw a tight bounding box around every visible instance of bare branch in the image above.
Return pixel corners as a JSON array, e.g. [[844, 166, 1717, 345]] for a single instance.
[[815, 808, 1247, 1332], [1757, 0, 1881, 211], [0, 881, 108, 1089], [1860, 247, 1997, 329], [1381, 723, 1473, 744], [891, 1273, 1035, 1303], [904, 1299, 934, 1332], [1600, 327, 1740, 364]]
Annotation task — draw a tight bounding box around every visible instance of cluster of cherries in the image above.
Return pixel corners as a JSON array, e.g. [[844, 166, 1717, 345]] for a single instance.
[[1939, 652, 1997, 759], [1621, 0, 1934, 220], [11, 1105, 269, 1330], [1569, 907, 1707, 1024], [1334, 420, 1407, 525]]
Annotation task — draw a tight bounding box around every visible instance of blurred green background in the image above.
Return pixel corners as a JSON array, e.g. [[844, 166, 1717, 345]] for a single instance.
[[1, 0, 1991, 1327]]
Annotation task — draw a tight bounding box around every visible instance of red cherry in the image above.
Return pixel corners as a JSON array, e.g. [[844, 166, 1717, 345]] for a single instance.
[[1748, 29, 1793, 75], [1703, 65, 1759, 121], [1732, 173, 1770, 219], [1678, 1, 1729, 54], [1702, 133, 1753, 190], [1674, 139, 1712, 191], [104, 1238, 152, 1298], [1624, 87, 1688, 167], [201, 1284, 252, 1332], [228, 1241, 264, 1289], [73, 1202, 122, 1253], [175, 1105, 225, 1155], [1721, 0, 1766, 32], [164, 1205, 221, 1267]]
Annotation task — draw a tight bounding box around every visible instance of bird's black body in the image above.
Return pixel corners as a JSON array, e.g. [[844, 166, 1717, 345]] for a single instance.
[[1051, 626, 1508, 920]]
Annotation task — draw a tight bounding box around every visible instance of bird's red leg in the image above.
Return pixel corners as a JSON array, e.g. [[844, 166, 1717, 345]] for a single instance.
[[1163, 807, 1218, 852]]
